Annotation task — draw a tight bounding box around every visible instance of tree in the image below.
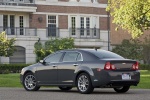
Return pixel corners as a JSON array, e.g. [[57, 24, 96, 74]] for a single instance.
[[142, 35, 150, 64], [107, 0, 150, 38], [112, 39, 143, 60], [34, 38, 74, 62], [0, 31, 16, 57]]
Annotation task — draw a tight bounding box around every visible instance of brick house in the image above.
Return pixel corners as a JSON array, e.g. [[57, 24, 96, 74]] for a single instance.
[[0, 0, 110, 64]]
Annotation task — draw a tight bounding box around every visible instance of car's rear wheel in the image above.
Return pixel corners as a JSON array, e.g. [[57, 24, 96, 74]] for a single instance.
[[114, 86, 130, 93], [58, 87, 72, 91], [23, 72, 40, 91], [77, 73, 94, 94]]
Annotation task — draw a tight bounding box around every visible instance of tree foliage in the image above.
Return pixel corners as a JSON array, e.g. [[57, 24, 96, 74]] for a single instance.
[[107, 0, 150, 38], [0, 31, 16, 57], [112, 39, 142, 60], [34, 38, 74, 62]]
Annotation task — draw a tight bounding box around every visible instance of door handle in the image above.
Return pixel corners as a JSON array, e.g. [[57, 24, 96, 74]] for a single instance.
[[52, 65, 57, 67], [73, 64, 78, 66]]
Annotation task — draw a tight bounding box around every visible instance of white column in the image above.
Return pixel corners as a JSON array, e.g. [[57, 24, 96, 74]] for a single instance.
[[0, 15, 3, 26]]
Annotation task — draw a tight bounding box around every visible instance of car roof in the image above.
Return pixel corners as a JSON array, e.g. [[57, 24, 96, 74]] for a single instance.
[[58, 49, 105, 52]]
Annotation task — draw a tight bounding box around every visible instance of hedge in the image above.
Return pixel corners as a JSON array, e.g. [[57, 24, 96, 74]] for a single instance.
[[0, 64, 31, 74], [140, 64, 150, 70]]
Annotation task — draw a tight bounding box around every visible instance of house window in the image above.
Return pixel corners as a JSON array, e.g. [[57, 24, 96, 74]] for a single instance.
[[80, 17, 84, 36], [80, 17, 90, 36], [71, 17, 76, 35], [10, 15, 15, 35], [19, 16, 24, 35], [86, 17, 90, 36], [93, 17, 97, 36], [48, 15, 57, 37], [3, 15, 15, 35], [3, 15, 8, 31]]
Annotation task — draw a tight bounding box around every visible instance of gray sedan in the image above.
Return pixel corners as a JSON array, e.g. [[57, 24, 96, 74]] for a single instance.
[[20, 49, 140, 94]]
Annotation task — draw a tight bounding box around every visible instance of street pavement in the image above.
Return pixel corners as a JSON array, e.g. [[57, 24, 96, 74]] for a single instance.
[[0, 88, 150, 100]]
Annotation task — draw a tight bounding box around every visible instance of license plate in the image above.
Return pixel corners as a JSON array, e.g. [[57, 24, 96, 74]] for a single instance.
[[122, 74, 131, 80]]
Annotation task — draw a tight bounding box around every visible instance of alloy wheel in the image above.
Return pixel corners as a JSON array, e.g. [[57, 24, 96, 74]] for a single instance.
[[24, 74, 36, 90]]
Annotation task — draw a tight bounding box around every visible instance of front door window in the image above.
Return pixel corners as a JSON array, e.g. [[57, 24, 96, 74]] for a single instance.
[[45, 52, 63, 63]]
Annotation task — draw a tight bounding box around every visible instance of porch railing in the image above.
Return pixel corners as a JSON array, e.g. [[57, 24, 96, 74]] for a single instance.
[[69, 28, 100, 39], [46, 27, 60, 38], [0, 27, 37, 36], [0, 0, 35, 6]]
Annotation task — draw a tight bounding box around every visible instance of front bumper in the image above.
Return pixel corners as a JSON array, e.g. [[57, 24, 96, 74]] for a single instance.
[[20, 74, 23, 84]]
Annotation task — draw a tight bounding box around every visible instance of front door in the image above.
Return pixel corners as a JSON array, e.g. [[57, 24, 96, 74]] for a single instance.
[[36, 52, 64, 85]]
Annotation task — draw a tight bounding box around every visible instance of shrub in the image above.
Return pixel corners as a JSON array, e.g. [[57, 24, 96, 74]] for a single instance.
[[0, 64, 31, 74]]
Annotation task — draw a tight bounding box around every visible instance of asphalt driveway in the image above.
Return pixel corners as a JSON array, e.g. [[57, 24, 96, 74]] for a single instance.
[[0, 88, 149, 100]]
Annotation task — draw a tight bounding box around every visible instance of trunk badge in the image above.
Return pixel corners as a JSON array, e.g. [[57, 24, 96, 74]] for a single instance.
[[122, 63, 126, 64]]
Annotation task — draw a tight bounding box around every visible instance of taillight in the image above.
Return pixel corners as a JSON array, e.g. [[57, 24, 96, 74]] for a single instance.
[[132, 62, 139, 70], [104, 62, 116, 70]]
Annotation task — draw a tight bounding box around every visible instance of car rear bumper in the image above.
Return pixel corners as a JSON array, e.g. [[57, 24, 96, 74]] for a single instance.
[[92, 70, 140, 87]]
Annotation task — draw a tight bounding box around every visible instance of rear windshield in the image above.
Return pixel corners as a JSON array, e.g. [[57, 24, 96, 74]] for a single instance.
[[88, 50, 124, 59]]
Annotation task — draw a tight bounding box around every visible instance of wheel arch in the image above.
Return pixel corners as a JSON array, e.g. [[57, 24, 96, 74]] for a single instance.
[[23, 70, 34, 79], [75, 69, 94, 86]]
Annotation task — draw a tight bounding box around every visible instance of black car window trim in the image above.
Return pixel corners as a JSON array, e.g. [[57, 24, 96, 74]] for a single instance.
[[76, 53, 83, 61], [62, 51, 83, 62]]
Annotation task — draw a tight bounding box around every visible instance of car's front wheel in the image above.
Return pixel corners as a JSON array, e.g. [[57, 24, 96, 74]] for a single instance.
[[77, 73, 94, 94], [114, 86, 130, 93], [58, 87, 72, 91], [23, 72, 40, 91]]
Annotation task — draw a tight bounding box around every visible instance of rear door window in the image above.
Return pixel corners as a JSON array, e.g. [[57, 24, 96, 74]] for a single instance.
[[63, 52, 82, 62]]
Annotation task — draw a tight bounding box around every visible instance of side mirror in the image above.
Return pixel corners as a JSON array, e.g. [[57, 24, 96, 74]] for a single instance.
[[39, 60, 44, 63], [39, 60, 47, 65]]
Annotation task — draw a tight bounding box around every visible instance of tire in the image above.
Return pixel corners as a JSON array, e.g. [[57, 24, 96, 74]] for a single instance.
[[23, 72, 40, 91], [76, 73, 94, 94], [114, 86, 130, 93], [59, 87, 72, 91]]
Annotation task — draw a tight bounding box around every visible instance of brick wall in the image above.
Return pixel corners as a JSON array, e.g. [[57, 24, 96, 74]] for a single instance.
[[59, 15, 68, 29], [29, 14, 46, 28], [98, 0, 108, 4], [37, 5, 107, 15], [100, 17, 108, 30]]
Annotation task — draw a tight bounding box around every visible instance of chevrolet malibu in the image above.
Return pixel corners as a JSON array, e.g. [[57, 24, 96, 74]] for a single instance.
[[20, 49, 140, 94]]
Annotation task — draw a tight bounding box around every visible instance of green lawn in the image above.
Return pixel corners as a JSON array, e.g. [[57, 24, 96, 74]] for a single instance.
[[0, 73, 22, 87], [131, 70, 150, 89], [0, 70, 150, 89]]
